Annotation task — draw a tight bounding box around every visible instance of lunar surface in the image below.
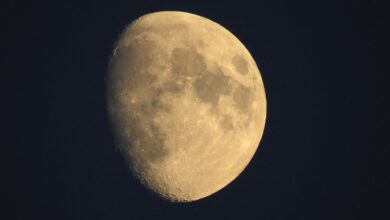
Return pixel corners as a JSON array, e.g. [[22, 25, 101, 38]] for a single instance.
[[107, 11, 267, 202]]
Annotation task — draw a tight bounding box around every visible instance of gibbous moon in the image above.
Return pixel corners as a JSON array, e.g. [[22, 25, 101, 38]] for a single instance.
[[107, 11, 267, 202]]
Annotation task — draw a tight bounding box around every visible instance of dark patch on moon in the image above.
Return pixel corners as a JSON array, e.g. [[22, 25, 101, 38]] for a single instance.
[[150, 88, 174, 113], [220, 115, 234, 131], [233, 84, 254, 113], [151, 95, 172, 113], [171, 47, 206, 76], [163, 79, 185, 94], [192, 69, 231, 107], [232, 55, 249, 75]]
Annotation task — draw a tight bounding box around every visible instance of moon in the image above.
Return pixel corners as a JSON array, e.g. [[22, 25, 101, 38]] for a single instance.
[[107, 11, 267, 202]]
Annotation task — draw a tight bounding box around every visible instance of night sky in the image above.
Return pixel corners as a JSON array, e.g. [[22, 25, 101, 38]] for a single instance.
[[2, 0, 389, 219]]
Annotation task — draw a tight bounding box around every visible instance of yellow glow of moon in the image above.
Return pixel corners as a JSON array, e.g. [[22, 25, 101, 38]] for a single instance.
[[107, 11, 267, 202]]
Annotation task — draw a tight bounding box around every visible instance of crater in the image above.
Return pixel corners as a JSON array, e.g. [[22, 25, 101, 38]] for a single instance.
[[171, 47, 206, 76], [232, 55, 249, 75], [192, 69, 231, 107]]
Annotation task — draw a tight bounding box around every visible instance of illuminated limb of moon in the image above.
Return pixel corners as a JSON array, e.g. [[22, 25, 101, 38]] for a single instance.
[[107, 11, 266, 202]]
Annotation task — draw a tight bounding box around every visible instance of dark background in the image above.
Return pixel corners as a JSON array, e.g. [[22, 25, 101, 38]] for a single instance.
[[2, 0, 389, 219]]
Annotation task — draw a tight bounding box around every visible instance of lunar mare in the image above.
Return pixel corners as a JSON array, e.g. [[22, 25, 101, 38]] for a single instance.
[[107, 11, 266, 202]]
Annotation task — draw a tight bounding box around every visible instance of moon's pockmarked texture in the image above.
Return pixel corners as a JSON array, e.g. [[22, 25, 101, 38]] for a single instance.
[[107, 11, 267, 202]]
